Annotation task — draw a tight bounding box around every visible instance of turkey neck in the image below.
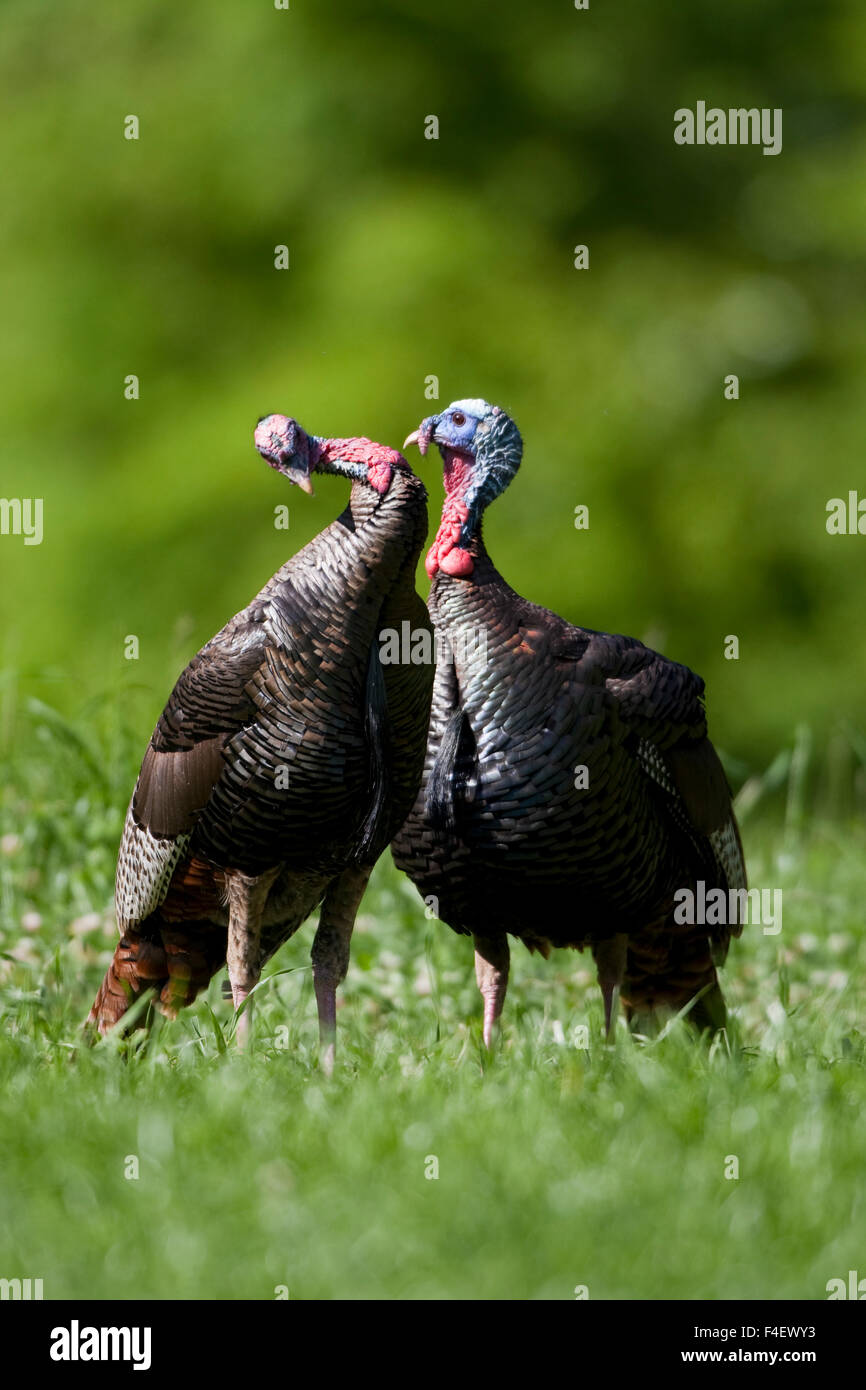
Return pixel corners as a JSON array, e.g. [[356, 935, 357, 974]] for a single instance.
[[429, 525, 516, 627], [341, 466, 429, 567], [425, 526, 526, 714], [310, 436, 427, 556], [262, 461, 429, 656]]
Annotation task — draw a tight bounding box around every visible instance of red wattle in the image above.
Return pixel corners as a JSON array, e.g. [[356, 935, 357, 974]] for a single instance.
[[367, 460, 394, 494], [318, 437, 400, 494], [440, 546, 474, 576], [426, 454, 474, 576]]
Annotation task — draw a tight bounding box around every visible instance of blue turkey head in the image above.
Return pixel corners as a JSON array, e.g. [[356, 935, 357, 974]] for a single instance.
[[405, 399, 523, 538]]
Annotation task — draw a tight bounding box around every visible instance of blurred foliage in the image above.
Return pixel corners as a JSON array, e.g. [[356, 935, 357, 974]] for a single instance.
[[0, 0, 865, 776]]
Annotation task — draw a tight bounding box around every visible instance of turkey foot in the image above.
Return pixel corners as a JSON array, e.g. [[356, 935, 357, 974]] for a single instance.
[[473, 934, 510, 1049]]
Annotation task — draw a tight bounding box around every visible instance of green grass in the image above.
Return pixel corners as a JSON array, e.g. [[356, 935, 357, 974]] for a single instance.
[[1, 700, 865, 1300]]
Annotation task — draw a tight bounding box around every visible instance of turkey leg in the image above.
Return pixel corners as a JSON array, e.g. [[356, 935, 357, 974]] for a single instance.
[[225, 866, 279, 1047], [473, 934, 510, 1049], [312, 865, 372, 1076], [593, 932, 628, 1041]]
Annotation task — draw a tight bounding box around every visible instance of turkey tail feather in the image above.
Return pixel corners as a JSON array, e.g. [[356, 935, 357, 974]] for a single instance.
[[86, 931, 168, 1037], [86, 923, 225, 1036], [426, 707, 476, 832]]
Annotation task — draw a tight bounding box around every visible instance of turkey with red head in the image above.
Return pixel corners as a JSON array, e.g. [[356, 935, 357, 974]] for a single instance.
[[392, 398, 745, 1044], [88, 415, 433, 1068]]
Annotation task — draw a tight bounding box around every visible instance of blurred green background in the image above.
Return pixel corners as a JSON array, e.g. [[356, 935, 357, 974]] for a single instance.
[[1, 0, 864, 786]]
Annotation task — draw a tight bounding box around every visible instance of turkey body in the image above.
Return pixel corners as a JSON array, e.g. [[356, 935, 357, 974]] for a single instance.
[[89, 441, 432, 1051], [392, 401, 745, 1038]]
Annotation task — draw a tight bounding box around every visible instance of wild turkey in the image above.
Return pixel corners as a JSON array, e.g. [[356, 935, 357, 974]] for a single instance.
[[392, 398, 746, 1044], [88, 414, 433, 1066]]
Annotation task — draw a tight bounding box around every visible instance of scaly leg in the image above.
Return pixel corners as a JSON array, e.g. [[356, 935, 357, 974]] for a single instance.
[[312, 865, 372, 1076], [473, 934, 510, 1049], [225, 867, 279, 1048], [593, 933, 628, 1042]]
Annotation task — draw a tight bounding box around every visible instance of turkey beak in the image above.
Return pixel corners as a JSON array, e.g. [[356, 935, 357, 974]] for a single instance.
[[282, 461, 315, 495], [403, 416, 437, 457]]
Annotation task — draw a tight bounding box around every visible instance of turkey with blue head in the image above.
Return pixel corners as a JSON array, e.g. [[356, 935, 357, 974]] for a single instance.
[[392, 398, 746, 1043], [88, 414, 433, 1069]]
